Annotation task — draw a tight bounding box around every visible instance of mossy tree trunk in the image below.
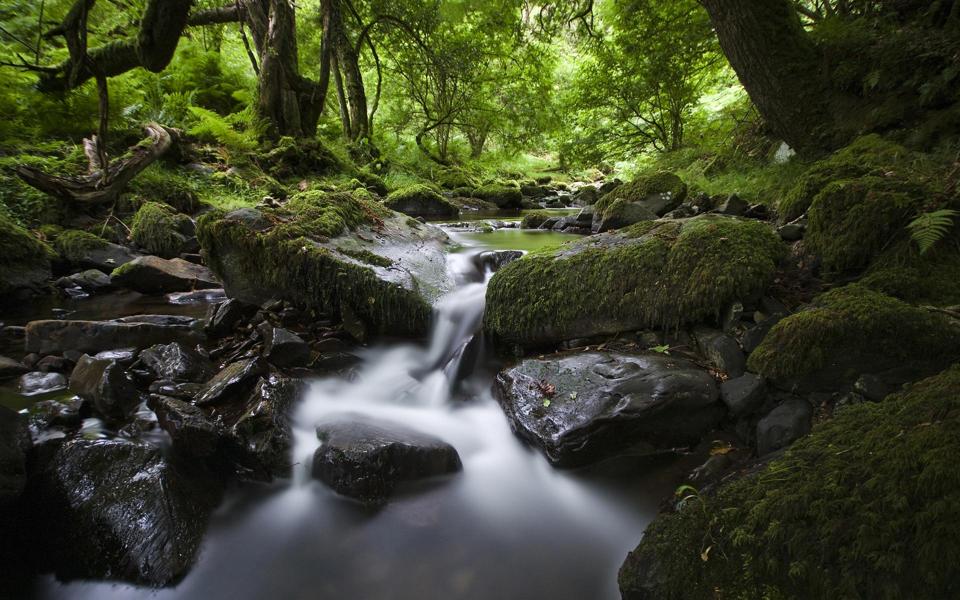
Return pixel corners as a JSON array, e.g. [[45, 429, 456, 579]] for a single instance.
[[699, 0, 837, 154]]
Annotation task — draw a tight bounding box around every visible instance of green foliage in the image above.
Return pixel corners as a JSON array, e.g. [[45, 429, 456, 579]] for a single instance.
[[130, 202, 192, 258], [621, 363, 960, 600], [907, 209, 958, 254], [187, 106, 259, 153]]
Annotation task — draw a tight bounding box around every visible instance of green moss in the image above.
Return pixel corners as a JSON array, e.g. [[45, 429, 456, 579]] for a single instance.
[[339, 247, 393, 268], [275, 191, 390, 241], [384, 185, 458, 218], [261, 136, 342, 180], [54, 230, 109, 263], [594, 171, 687, 216], [0, 212, 54, 296], [129, 167, 201, 214], [859, 239, 960, 306], [484, 216, 785, 347], [472, 185, 523, 209], [520, 210, 551, 230], [805, 176, 927, 274], [777, 135, 913, 224], [130, 202, 193, 258], [354, 169, 388, 196], [621, 363, 960, 600], [435, 168, 478, 190], [748, 284, 960, 384]]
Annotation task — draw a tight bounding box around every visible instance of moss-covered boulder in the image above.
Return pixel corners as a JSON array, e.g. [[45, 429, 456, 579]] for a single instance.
[[130, 202, 194, 259], [0, 212, 54, 300], [52, 230, 139, 273], [777, 134, 913, 224], [592, 172, 688, 233], [261, 136, 341, 180], [619, 363, 960, 600], [484, 216, 785, 348], [198, 191, 453, 337], [860, 239, 960, 306], [472, 184, 523, 209], [435, 168, 478, 190], [384, 185, 459, 219], [520, 210, 551, 230], [748, 284, 960, 391]]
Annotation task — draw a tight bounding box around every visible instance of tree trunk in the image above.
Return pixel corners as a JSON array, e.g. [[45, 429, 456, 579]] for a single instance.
[[700, 0, 837, 154], [330, 0, 369, 142], [332, 55, 352, 139]]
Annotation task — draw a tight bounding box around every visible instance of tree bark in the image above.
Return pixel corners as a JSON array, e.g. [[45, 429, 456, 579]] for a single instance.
[[700, 0, 837, 154], [329, 0, 368, 142]]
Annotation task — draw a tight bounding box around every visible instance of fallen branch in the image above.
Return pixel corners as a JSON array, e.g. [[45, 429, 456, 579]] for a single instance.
[[16, 122, 176, 205]]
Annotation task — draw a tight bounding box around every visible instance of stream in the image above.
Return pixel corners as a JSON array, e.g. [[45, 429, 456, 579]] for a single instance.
[[24, 221, 701, 600]]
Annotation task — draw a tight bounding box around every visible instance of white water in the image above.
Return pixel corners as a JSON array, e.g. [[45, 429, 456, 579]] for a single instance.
[[35, 232, 692, 600]]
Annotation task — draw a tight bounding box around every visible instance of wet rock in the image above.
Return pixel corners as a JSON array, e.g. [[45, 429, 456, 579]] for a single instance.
[[55, 269, 113, 294], [494, 352, 722, 467], [311, 414, 462, 504], [229, 376, 304, 478], [25, 318, 204, 355], [195, 358, 265, 407], [0, 406, 30, 505], [73, 242, 140, 273], [594, 203, 658, 234], [741, 315, 783, 355], [259, 325, 310, 368], [694, 327, 746, 378], [148, 380, 205, 400], [149, 395, 226, 458], [757, 398, 813, 456], [854, 373, 897, 402], [69, 355, 139, 420], [27, 398, 84, 434], [36, 355, 73, 373], [472, 251, 524, 274], [207, 298, 257, 337], [167, 288, 227, 305], [720, 373, 766, 416], [19, 371, 68, 396], [93, 348, 138, 364], [712, 194, 748, 216], [28, 438, 220, 585], [0, 355, 27, 380], [139, 342, 212, 383], [112, 256, 220, 294]]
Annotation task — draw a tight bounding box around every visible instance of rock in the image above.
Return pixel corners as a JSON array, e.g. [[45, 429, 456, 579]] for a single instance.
[[25, 318, 203, 355], [494, 352, 722, 466], [472, 251, 523, 274], [36, 355, 73, 373], [27, 398, 84, 433], [592, 172, 687, 233], [712, 194, 748, 216], [694, 327, 746, 378], [0, 355, 27, 380], [720, 373, 766, 416], [756, 398, 813, 455], [311, 414, 462, 504], [195, 358, 265, 407], [148, 380, 205, 400], [0, 406, 30, 505], [28, 438, 220, 585], [229, 376, 304, 478], [111, 256, 220, 294], [777, 222, 805, 241], [149, 395, 227, 458], [198, 196, 453, 338], [574, 186, 600, 206], [0, 212, 53, 299], [55, 269, 113, 294], [384, 185, 459, 219], [594, 202, 658, 234], [93, 348, 138, 364], [485, 216, 785, 348], [853, 373, 897, 402], [139, 342, 212, 383], [206, 298, 257, 337], [259, 325, 310, 368], [74, 241, 140, 273], [741, 315, 783, 354], [69, 355, 139, 420], [19, 371, 68, 395]]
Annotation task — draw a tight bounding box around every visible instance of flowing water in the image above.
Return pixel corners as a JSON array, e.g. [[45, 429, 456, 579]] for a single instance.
[[30, 226, 698, 600]]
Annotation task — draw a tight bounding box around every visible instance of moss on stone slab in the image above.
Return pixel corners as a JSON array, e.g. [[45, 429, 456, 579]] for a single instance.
[[339, 247, 394, 267], [520, 210, 551, 230], [484, 216, 785, 347], [130, 202, 193, 258], [384, 185, 459, 218], [274, 190, 390, 241], [0, 212, 54, 297], [620, 363, 960, 600], [594, 171, 688, 217], [748, 284, 960, 386], [54, 230, 110, 263], [859, 237, 960, 306], [472, 185, 523, 209]]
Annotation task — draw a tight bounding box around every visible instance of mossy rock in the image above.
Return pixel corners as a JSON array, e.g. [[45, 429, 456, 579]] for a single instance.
[[748, 284, 960, 390], [620, 363, 960, 600], [435, 169, 478, 190], [54, 230, 110, 264], [129, 169, 200, 214], [472, 185, 523, 209], [261, 137, 341, 180], [354, 169, 388, 196], [130, 202, 194, 259], [384, 185, 459, 219], [198, 191, 453, 337], [859, 238, 960, 306], [520, 211, 551, 230], [484, 215, 786, 348], [777, 135, 913, 224], [593, 172, 687, 232], [0, 212, 54, 300]]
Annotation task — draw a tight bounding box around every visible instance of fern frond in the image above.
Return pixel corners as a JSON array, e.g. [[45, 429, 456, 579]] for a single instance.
[[907, 209, 959, 254]]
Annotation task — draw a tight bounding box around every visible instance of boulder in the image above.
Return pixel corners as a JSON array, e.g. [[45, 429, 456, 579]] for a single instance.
[[229, 376, 304, 478], [720, 373, 766, 416], [485, 216, 786, 348], [693, 327, 746, 378], [28, 438, 220, 585], [53, 230, 139, 273], [471, 185, 523, 209], [472, 250, 523, 274], [0, 406, 30, 505], [756, 398, 813, 456], [206, 298, 257, 337], [0, 212, 53, 299], [311, 414, 462, 504], [712, 194, 748, 217], [0, 355, 27, 381], [592, 172, 687, 233], [384, 185, 459, 219], [69, 355, 139, 420], [55, 269, 113, 294], [111, 256, 220, 294], [195, 358, 265, 407], [494, 352, 722, 466], [19, 371, 68, 396], [198, 192, 453, 337], [139, 342, 212, 383], [149, 395, 228, 458], [259, 325, 310, 368], [25, 318, 204, 355]]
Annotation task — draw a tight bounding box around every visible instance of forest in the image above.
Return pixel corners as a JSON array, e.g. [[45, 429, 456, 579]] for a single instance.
[[1, 0, 959, 598]]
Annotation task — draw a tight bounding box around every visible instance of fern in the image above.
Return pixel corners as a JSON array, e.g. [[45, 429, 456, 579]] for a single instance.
[[187, 106, 258, 153], [907, 209, 958, 254]]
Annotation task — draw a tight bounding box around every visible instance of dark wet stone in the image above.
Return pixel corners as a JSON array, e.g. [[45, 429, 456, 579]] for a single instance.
[[148, 380, 205, 400], [27, 398, 84, 434], [472, 251, 524, 274], [36, 355, 74, 373], [312, 414, 462, 504], [0, 355, 27, 380], [0, 406, 30, 506], [112, 256, 220, 294], [207, 298, 258, 337], [195, 358, 265, 407], [720, 373, 766, 416], [27, 438, 221, 585], [712, 193, 748, 216], [149, 395, 226, 458], [494, 352, 722, 467], [19, 371, 68, 396], [229, 376, 304, 479], [74, 242, 139, 273], [259, 325, 310, 368], [92, 348, 138, 364], [56, 269, 113, 294], [69, 355, 139, 420], [139, 342, 212, 383], [757, 398, 813, 456], [25, 319, 204, 355], [694, 327, 746, 378]]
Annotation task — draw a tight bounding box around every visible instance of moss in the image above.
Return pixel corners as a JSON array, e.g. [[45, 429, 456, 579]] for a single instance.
[[130, 202, 193, 258], [805, 176, 927, 275], [339, 247, 393, 268], [520, 210, 551, 230], [54, 230, 110, 263], [859, 239, 960, 306], [594, 171, 687, 216], [435, 168, 478, 190], [0, 212, 54, 296], [748, 284, 960, 385], [129, 168, 200, 214], [261, 136, 342, 180], [484, 216, 785, 347], [384, 185, 459, 218], [354, 169, 388, 196], [274, 190, 390, 241], [777, 135, 913, 224], [472, 185, 523, 209], [621, 363, 960, 600]]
